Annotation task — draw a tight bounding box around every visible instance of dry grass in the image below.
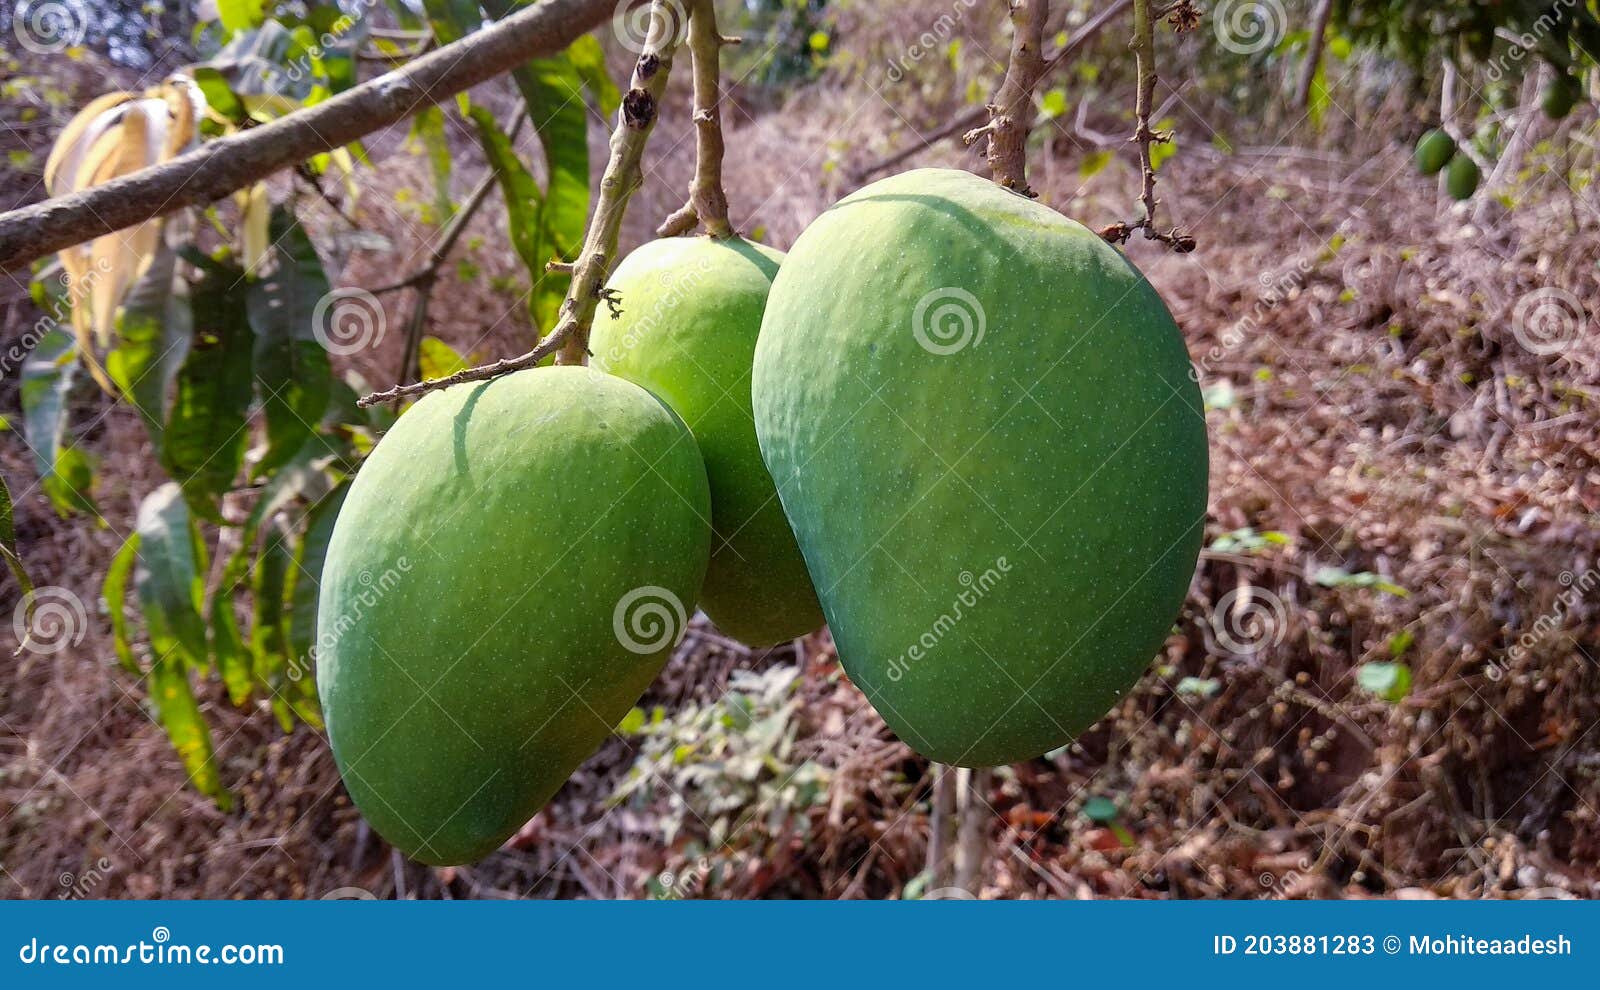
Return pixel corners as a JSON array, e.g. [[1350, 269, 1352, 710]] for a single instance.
[[2, 3, 1599, 899]]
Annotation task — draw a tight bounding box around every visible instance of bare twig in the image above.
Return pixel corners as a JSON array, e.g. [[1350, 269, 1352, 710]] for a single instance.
[[964, 0, 1049, 196], [0, 0, 614, 273], [1294, 0, 1336, 110], [853, 0, 1131, 185], [1098, 0, 1195, 252], [658, 0, 735, 238], [359, 0, 686, 406]]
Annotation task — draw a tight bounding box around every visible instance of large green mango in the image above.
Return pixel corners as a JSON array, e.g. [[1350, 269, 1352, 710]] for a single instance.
[[590, 236, 823, 647], [752, 168, 1208, 767], [317, 367, 711, 864]]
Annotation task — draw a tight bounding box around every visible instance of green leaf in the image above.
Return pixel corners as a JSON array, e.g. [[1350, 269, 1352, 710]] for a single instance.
[[134, 483, 209, 668], [20, 328, 77, 481], [210, 592, 253, 706], [147, 653, 232, 809], [216, 0, 267, 35], [1083, 796, 1119, 823], [250, 522, 294, 715], [284, 483, 349, 725], [567, 34, 620, 116], [410, 105, 456, 222], [1175, 676, 1220, 697], [1357, 661, 1412, 703], [42, 445, 97, 520], [0, 473, 36, 632], [418, 336, 468, 380], [1312, 566, 1409, 597], [1079, 149, 1114, 179], [1388, 629, 1415, 658], [245, 207, 333, 478], [103, 533, 141, 674], [108, 245, 191, 454], [464, 103, 552, 321], [161, 264, 254, 519]]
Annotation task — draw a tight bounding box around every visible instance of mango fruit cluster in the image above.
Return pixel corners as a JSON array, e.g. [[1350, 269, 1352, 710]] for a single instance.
[[318, 168, 1209, 865]]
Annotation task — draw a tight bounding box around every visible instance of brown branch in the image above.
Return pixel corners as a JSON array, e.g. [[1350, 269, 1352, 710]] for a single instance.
[[359, 0, 686, 406], [852, 0, 1131, 184], [0, 0, 615, 273], [964, 0, 1049, 196], [1294, 0, 1336, 110], [657, 0, 735, 238], [1099, 0, 1195, 252]]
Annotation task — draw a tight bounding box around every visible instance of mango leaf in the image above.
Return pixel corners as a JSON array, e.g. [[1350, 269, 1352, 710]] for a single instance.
[[108, 244, 191, 453], [134, 483, 209, 668], [0, 474, 35, 631], [42, 445, 98, 520], [246, 207, 333, 478], [283, 485, 347, 730], [161, 263, 253, 519], [210, 593, 253, 706], [410, 105, 455, 222], [216, 0, 267, 35], [567, 33, 621, 116], [103, 533, 141, 674], [252, 522, 316, 731], [1357, 661, 1412, 703], [418, 336, 469, 379], [147, 653, 232, 809], [20, 328, 77, 480], [464, 104, 549, 314]]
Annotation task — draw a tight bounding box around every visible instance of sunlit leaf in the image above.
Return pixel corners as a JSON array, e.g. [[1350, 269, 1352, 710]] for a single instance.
[[103, 533, 141, 674], [161, 263, 253, 518], [147, 653, 232, 808]]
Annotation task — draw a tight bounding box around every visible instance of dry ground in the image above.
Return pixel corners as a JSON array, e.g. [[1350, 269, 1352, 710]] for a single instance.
[[2, 6, 1599, 899]]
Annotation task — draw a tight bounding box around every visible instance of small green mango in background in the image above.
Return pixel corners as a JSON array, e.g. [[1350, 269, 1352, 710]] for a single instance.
[[753, 168, 1208, 768], [1543, 73, 1583, 119], [318, 367, 710, 865], [1414, 128, 1456, 176], [591, 236, 823, 648], [1447, 154, 1481, 201]]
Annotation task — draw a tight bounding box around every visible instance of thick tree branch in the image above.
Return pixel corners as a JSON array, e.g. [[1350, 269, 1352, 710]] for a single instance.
[[0, 0, 614, 273], [852, 0, 1131, 185], [359, 0, 686, 406], [964, 0, 1049, 196], [658, 0, 735, 238]]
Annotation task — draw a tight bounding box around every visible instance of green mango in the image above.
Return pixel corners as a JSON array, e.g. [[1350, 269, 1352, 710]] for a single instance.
[[752, 168, 1208, 767], [591, 236, 823, 647], [1446, 153, 1481, 201], [1414, 128, 1456, 176], [1543, 73, 1582, 119], [318, 366, 711, 864]]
